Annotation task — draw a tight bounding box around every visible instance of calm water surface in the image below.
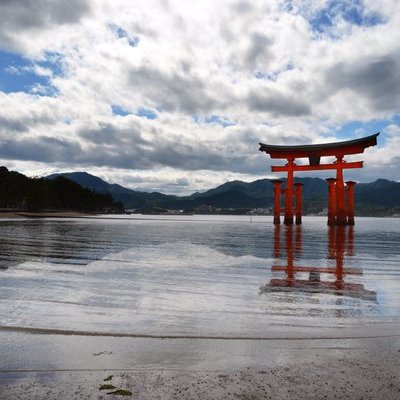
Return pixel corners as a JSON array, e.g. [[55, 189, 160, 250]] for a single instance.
[[1, 215, 399, 340]]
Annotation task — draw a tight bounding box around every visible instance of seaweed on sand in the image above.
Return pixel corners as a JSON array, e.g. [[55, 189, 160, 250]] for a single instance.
[[106, 389, 133, 396], [99, 384, 116, 390]]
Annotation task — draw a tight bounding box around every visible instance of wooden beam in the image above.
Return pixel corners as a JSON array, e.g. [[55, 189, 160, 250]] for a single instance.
[[259, 133, 379, 159], [271, 161, 363, 172]]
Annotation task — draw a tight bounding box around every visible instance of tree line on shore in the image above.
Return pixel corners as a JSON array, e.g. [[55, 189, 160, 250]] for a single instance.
[[0, 166, 124, 212]]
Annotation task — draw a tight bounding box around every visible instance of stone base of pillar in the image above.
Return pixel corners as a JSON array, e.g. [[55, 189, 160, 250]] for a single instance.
[[284, 215, 294, 225], [273, 215, 280, 225], [327, 213, 336, 226], [295, 214, 302, 225], [336, 214, 348, 225], [327, 216, 355, 226]]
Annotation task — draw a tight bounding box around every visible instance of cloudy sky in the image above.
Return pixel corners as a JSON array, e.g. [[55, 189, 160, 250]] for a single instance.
[[0, 0, 399, 194]]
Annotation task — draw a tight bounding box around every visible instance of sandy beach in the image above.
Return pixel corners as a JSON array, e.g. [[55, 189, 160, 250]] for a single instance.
[[0, 337, 400, 400], [1, 334, 399, 399]]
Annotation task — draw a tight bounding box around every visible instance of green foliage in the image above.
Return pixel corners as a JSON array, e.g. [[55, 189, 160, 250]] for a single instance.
[[99, 384, 116, 390], [106, 389, 132, 396], [0, 167, 124, 212]]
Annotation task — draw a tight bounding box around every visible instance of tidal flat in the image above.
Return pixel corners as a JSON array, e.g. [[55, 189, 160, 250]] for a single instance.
[[0, 215, 399, 399]]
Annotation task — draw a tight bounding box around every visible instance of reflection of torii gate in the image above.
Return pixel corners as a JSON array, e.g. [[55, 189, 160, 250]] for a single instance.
[[260, 226, 377, 301], [259, 133, 379, 226]]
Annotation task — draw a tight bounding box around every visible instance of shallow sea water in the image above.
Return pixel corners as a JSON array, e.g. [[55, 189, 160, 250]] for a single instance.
[[0, 216, 400, 376], [0, 215, 399, 340]]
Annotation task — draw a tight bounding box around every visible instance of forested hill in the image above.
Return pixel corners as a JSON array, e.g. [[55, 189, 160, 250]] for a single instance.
[[47, 171, 400, 216], [0, 167, 123, 212]]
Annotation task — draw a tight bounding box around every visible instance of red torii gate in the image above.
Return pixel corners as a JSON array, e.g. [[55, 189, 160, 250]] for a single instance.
[[259, 133, 379, 226]]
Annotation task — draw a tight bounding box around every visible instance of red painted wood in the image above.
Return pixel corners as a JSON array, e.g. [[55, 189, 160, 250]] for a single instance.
[[260, 134, 379, 226], [335, 156, 347, 225], [271, 160, 363, 172], [346, 181, 356, 225], [272, 180, 282, 225], [294, 183, 303, 225], [284, 159, 294, 225]]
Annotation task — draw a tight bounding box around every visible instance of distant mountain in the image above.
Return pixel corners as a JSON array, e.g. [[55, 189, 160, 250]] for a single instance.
[[45, 171, 400, 215], [46, 172, 275, 209], [0, 167, 123, 212], [46, 172, 179, 209]]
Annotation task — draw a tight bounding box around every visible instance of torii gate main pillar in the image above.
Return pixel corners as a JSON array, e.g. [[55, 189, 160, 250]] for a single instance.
[[272, 180, 282, 225], [326, 178, 337, 226], [346, 181, 356, 226], [335, 156, 347, 226], [283, 158, 295, 225], [294, 182, 304, 225]]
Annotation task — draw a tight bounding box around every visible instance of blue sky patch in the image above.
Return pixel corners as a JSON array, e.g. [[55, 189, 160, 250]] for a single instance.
[[37, 51, 64, 78], [137, 107, 157, 119], [0, 50, 60, 96], [331, 121, 369, 139], [109, 23, 140, 47], [111, 105, 132, 116], [282, 0, 385, 36], [112, 106, 157, 119], [391, 114, 400, 125], [254, 70, 276, 81], [194, 115, 235, 128], [328, 118, 398, 147], [254, 63, 294, 81], [310, 0, 385, 34]]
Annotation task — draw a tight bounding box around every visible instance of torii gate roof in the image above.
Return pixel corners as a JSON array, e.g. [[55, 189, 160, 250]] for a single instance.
[[259, 132, 379, 159]]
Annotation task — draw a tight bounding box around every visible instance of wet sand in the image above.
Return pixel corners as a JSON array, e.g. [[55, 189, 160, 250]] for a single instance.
[[1, 334, 399, 400]]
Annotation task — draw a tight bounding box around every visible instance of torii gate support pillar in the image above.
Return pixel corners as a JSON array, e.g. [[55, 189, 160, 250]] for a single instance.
[[272, 180, 282, 225], [326, 178, 337, 226], [346, 181, 356, 226], [335, 156, 347, 226], [294, 182, 303, 225], [283, 158, 295, 226]]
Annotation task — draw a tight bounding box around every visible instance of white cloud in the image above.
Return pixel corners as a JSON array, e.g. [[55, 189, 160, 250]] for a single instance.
[[0, 0, 399, 193]]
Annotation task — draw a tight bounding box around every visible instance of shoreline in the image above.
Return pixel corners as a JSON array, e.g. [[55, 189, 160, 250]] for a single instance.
[[0, 211, 96, 219], [0, 212, 398, 220]]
